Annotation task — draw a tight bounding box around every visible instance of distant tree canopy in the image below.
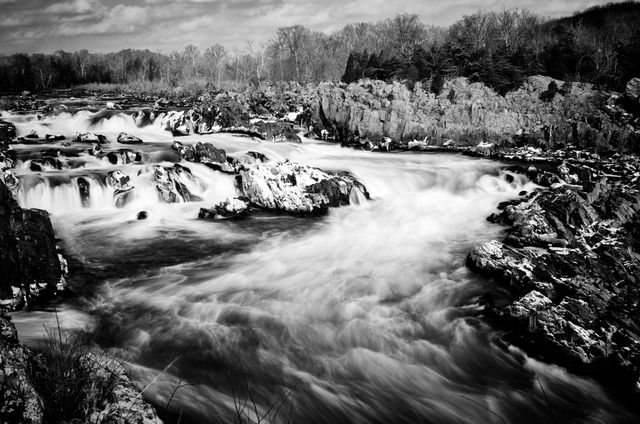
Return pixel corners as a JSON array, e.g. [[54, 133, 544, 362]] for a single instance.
[[1, 2, 639, 94]]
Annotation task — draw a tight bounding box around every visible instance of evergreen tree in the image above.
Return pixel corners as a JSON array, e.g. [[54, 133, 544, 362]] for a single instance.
[[342, 52, 357, 83]]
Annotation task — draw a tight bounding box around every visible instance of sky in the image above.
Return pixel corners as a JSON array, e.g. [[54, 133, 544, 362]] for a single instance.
[[0, 0, 624, 54]]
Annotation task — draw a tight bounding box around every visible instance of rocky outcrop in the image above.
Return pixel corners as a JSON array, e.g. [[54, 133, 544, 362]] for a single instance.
[[0, 180, 61, 309], [252, 120, 300, 142], [0, 313, 43, 423], [468, 154, 640, 399], [199, 197, 250, 220], [0, 120, 16, 146], [308, 76, 639, 153], [133, 109, 156, 128], [153, 164, 203, 203], [239, 161, 369, 215], [106, 149, 142, 165], [117, 132, 143, 144], [172, 141, 235, 173], [29, 157, 64, 172], [0, 313, 163, 424], [73, 132, 108, 144], [627, 78, 640, 100]]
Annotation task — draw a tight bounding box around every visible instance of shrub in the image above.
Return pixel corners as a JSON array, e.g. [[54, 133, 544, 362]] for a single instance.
[[26, 324, 120, 424], [447, 88, 456, 103], [430, 73, 445, 95], [540, 81, 559, 102]]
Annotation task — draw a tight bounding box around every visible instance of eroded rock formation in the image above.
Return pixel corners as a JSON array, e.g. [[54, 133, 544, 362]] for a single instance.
[[468, 154, 640, 399]]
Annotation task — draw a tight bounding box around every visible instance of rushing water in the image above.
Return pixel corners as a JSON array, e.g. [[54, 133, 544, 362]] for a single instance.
[[4, 105, 635, 424]]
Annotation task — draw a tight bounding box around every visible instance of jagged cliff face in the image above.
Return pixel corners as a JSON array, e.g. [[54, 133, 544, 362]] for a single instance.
[[0, 180, 60, 305], [309, 76, 639, 152]]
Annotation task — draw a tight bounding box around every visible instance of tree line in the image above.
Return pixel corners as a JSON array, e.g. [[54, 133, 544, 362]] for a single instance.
[[0, 1, 639, 94]]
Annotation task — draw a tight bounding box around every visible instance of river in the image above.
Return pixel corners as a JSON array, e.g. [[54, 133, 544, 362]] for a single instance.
[[3, 102, 633, 424]]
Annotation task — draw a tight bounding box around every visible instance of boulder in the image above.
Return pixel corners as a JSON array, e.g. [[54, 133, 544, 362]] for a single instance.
[[1, 170, 20, 198], [29, 157, 64, 172], [199, 198, 250, 220], [0, 180, 61, 307], [107, 170, 133, 193], [172, 141, 234, 173], [252, 120, 300, 143], [117, 132, 143, 145], [0, 151, 15, 171], [45, 134, 65, 141], [626, 78, 640, 100], [77, 177, 91, 207], [133, 109, 156, 128], [105, 101, 121, 110], [239, 151, 269, 165], [73, 132, 108, 144], [239, 161, 368, 215], [0, 120, 16, 145], [153, 164, 203, 203], [106, 149, 142, 165]]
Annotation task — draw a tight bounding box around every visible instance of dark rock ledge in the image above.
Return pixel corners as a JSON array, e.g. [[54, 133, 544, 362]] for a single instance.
[[467, 152, 640, 403]]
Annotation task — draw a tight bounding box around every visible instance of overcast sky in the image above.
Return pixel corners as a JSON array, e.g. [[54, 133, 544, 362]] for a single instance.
[[0, 0, 621, 54]]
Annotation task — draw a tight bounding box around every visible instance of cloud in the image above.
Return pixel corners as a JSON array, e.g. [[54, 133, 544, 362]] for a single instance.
[[0, 0, 627, 54], [55, 5, 150, 35], [45, 0, 97, 14]]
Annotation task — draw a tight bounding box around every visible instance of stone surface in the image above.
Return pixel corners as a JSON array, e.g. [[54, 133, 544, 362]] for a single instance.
[[153, 164, 203, 203], [239, 161, 369, 215], [73, 132, 108, 144], [117, 132, 143, 144], [0, 313, 43, 424], [307, 76, 639, 153], [0, 180, 61, 307], [469, 154, 640, 399], [199, 197, 250, 220], [0, 313, 163, 424]]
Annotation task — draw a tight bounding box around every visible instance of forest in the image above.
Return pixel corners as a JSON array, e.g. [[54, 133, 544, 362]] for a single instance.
[[1, 1, 639, 95]]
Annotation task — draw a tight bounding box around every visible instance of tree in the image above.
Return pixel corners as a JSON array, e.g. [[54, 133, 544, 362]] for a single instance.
[[385, 14, 426, 59], [204, 44, 227, 87], [183, 44, 201, 79], [275, 25, 311, 82], [342, 52, 357, 83]]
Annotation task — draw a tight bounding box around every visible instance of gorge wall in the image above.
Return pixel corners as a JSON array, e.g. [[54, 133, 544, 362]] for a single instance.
[[308, 76, 640, 154]]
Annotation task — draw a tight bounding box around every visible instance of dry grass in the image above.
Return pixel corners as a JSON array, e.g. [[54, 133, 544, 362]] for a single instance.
[[26, 318, 120, 424]]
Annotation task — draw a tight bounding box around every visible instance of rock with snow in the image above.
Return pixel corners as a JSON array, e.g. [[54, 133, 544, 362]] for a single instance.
[[45, 134, 65, 141], [199, 198, 250, 220], [105, 101, 121, 110], [153, 164, 203, 203], [106, 149, 142, 165], [117, 132, 143, 145], [239, 161, 369, 215], [107, 170, 132, 193], [73, 132, 108, 144]]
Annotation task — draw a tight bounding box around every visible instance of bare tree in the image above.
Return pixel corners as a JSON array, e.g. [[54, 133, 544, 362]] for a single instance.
[[183, 44, 201, 79]]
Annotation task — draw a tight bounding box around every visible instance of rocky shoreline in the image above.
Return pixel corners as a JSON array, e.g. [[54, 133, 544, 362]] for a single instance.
[[468, 152, 640, 402]]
